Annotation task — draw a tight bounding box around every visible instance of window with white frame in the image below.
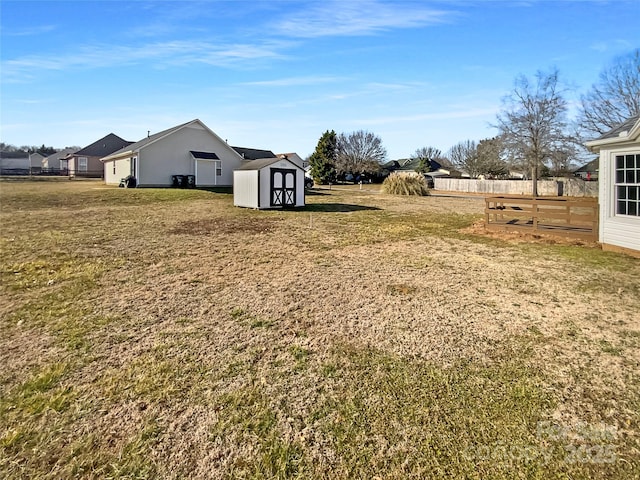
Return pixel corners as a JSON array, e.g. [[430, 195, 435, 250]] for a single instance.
[[113, 162, 116, 175], [215, 161, 222, 176], [78, 157, 88, 172], [615, 153, 640, 216]]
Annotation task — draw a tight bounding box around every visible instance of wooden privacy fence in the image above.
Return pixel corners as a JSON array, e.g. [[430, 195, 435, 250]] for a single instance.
[[485, 196, 599, 241]]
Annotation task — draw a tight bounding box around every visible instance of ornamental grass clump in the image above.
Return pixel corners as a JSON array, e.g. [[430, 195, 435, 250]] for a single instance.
[[382, 172, 431, 196]]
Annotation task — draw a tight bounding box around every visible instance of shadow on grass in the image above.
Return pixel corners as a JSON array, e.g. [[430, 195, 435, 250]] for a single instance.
[[304, 189, 330, 196], [195, 186, 233, 194], [304, 203, 381, 212]]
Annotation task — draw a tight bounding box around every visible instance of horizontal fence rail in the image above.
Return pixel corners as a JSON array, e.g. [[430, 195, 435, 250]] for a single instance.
[[485, 196, 599, 241], [0, 168, 103, 178]]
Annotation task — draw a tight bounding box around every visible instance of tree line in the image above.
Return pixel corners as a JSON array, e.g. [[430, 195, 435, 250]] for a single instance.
[[0, 143, 80, 157], [309, 48, 640, 194]]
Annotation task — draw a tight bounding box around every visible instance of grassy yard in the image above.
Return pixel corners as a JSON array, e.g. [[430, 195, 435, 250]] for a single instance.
[[1, 179, 639, 479]]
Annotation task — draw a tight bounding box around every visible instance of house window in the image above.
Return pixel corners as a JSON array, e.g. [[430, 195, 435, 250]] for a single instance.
[[78, 157, 88, 172], [113, 162, 116, 175], [216, 161, 222, 176], [615, 154, 640, 216]]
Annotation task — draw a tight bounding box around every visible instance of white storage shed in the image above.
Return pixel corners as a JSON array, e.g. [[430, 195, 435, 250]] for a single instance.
[[234, 157, 305, 209]]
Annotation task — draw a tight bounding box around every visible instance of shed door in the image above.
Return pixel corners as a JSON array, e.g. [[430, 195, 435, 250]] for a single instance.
[[271, 168, 296, 207]]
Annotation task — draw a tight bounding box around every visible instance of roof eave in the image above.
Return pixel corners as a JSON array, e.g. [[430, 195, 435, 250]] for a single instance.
[[101, 150, 135, 162], [585, 118, 640, 152]]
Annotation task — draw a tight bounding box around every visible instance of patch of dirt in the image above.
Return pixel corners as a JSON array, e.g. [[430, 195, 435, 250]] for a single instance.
[[169, 217, 277, 235]]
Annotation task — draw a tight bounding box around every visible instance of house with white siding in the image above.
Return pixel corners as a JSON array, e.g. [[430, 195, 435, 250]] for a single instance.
[[586, 115, 640, 257], [101, 119, 245, 187]]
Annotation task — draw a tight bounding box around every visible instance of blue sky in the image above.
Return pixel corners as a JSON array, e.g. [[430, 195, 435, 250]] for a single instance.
[[1, 0, 639, 159]]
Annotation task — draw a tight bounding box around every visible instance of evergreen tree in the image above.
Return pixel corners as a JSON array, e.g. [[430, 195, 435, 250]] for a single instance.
[[309, 130, 337, 184]]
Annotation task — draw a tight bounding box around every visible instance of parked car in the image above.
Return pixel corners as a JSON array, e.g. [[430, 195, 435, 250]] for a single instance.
[[304, 177, 314, 188]]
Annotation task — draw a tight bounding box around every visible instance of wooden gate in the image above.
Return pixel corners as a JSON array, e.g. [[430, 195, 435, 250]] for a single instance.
[[485, 196, 598, 241]]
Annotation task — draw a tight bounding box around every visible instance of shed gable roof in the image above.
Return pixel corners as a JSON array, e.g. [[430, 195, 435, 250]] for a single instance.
[[237, 157, 303, 171]]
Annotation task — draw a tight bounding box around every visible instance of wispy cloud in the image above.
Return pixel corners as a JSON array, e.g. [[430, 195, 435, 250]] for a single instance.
[[1, 39, 291, 83], [590, 39, 633, 53], [3, 24, 57, 36], [273, 0, 454, 38], [354, 107, 498, 126], [241, 75, 346, 87]]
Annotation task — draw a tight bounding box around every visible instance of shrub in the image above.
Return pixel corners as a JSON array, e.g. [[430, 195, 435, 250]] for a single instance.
[[382, 173, 430, 196]]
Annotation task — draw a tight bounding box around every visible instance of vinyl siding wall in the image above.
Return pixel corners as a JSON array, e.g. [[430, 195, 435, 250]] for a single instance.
[[599, 145, 640, 254], [104, 158, 132, 185], [233, 170, 259, 208], [138, 124, 241, 187]]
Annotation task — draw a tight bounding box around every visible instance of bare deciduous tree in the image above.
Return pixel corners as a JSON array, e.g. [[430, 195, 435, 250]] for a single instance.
[[336, 130, 387, 175], [578, 49, 640, 137], [447, 138, 508, 178], [447, 140, 478, 176], [495, 68, 573, 196]]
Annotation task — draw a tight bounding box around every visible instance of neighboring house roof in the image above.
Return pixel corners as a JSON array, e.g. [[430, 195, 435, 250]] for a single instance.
[[586, 115, 640, 151], [232, 147, 276, 160], [0, 151, 29, 159], [73, 133, 132, 158], [574, 158, 599, 173], [44, 148, 76, 163], [190, 151, 220, 160], [395, 157, 443, 172], [382, 160, 400, 170], [237, 157, 304, 171], [278, 152, 305, 168]]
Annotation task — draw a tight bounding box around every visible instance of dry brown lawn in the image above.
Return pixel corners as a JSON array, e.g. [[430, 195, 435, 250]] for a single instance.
[[1, 179, 639, 479]]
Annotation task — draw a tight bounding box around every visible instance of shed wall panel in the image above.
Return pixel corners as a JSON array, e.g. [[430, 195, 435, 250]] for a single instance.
[[234, 171, 259, 208]]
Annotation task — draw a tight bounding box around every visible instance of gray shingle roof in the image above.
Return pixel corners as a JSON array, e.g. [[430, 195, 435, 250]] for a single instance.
[[75, 133, 132, 157], [232, 147, 276, 160], [574, 157, 598, 173], [595, 115, 640, 140], [45, 148, 76, 162]]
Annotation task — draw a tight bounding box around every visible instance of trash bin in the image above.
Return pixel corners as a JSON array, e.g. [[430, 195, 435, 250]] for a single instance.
[[186, 175, 196, 188], [124, 175, 136, 188], [172, 175, 184, 188], [120, 175, 136, 188]]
